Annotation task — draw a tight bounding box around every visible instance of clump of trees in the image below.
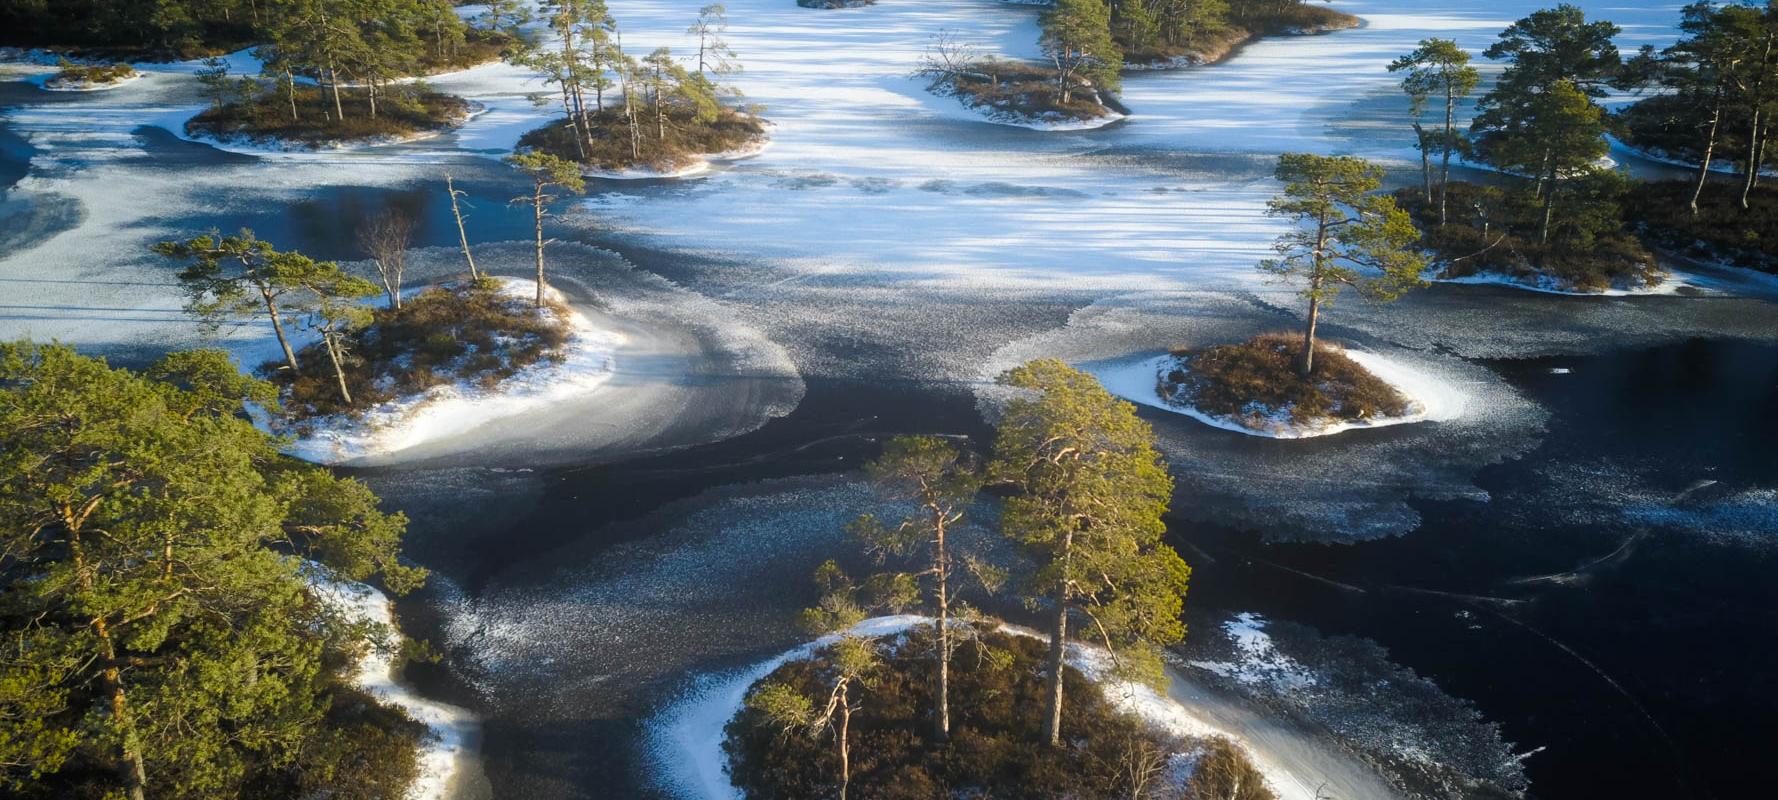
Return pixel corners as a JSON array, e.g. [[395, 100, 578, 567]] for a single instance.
[[512, 2, 766, 172], [0, 341, 424, 799], [730, 361, 1207, 799], [1615, 2, 1778, 273], [1106, 0, 1358, 67], [1391, 5, 1665, 291], [154, 227, 572, 420]]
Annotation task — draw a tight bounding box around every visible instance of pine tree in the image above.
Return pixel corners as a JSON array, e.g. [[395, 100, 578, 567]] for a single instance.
[[688, 4, 738, 77], [1041, 0, 1122, 104], [1389, 38, 1479, 225], [505, 152, 587, 307], [1260, 154, 1425, 376], [0, 342, 420, 798], [987, 360, 1189, 748], [846, 435, 991, 744]]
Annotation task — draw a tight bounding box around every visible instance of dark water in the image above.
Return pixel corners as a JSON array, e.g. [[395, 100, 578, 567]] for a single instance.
[[2, 95, 1773, 799], [381, 335, 1777, 800]]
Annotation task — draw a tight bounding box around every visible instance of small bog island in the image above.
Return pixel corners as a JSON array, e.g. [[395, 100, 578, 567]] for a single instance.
[[513, 5, 769, 177], [181, 11, 514, 149]]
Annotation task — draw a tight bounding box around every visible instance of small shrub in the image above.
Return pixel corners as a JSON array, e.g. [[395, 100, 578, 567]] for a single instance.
[[1183, 738, 1276, 800], [722, 626, 1178, 800], [47, 59, 136, 86], [272, 281, 573, 420], [1162, 333, 1411, 428]]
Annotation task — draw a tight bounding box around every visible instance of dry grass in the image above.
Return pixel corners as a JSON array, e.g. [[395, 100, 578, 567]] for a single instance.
[[1163, 333, 1411, 427], [273, 280, 572, 420], [187, 85, 469, 147], [517, 105, 766, 172]]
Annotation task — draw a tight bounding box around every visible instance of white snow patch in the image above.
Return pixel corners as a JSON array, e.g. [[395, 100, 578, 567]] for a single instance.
[[267, 278, 622, 465], [1088, 349, 1468, 439], [306, 566, 479, 800], [1187, 613, 1318, 694]]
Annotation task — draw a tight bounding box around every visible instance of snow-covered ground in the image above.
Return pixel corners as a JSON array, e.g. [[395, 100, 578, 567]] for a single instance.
[[306, 566, 481, 800], [1088, 347, 1468, 438], [643, 614, 1321, 799], [1435, 269, 1691, 298], [264, 278, 620, 466]]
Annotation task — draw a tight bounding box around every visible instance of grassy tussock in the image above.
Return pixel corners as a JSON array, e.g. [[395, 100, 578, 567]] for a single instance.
[[274, 280, 572, 420], [47, 61, 136, 86], [1123, 5, 1360, 66], [1164, 333, 1411, 427]]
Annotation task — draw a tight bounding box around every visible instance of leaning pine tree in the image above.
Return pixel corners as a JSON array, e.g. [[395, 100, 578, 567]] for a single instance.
[[1388, 37, 1479, 226], [1260, 153, 1426, 377], [988, 359, 1190, 748]]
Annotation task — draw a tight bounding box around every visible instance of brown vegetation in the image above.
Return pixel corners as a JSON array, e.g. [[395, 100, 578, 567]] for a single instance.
[[516, 105, 766, 173], [723, 626, 1192, 800], [1161, 334, 1411, 428], [187, 84, 470, 148], [934, 58, 1115, 124], [1625, 180, 1778, 274], [1397, 181, 1662, 293], [45, 60, 136, 87], [273, 280, 572, 420]]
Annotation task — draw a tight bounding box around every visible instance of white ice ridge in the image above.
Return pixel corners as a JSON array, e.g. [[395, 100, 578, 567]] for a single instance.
[[267, 277, 622, 466], [644, 615, 1317, 800], [305, 565, 479, 800], [1088, 349, 1468, 439], [1187, 613, 1317, 693]]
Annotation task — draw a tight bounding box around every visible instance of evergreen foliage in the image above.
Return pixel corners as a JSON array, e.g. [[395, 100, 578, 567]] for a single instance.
[[988, 360, 1189, 747], [0, 341, 422, 799]]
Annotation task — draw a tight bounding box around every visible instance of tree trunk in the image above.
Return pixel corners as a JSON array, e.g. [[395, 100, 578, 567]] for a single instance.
[[1413, 121, 1432, 204], [445, 174, 480, 279], [934, 515, 951, 743], [1691, 93, 1722, 217], [95, 618, 147, 800], [1439, 88, 1456, 225], [838, 692, 852, 800], [559, 82, 587, 161], [262, 291, 301, 375], [285, 69, 298, 122], [1741, 106, 1761, 209], [1539, 160, 1558, 246], [1299, 295, 1320, 377], [328, 64, 345, 121], [323, 332, 353, 405], [1042, 529, 1072, 747], [533, 183, 547, 308]]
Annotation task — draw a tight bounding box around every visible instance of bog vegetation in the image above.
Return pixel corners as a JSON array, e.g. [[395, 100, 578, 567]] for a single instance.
[[726, 363, 1222, 799], [1162, 334, 1411, 428]]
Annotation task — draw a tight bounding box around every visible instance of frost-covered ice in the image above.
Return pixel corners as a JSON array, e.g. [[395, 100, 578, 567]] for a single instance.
[[306, 566, 480, 800], [1090, 348, 1467, 438], [268, 277, 620, 466], [1436, 270, 1690, 298], [1188, 613, 1319, 692]]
